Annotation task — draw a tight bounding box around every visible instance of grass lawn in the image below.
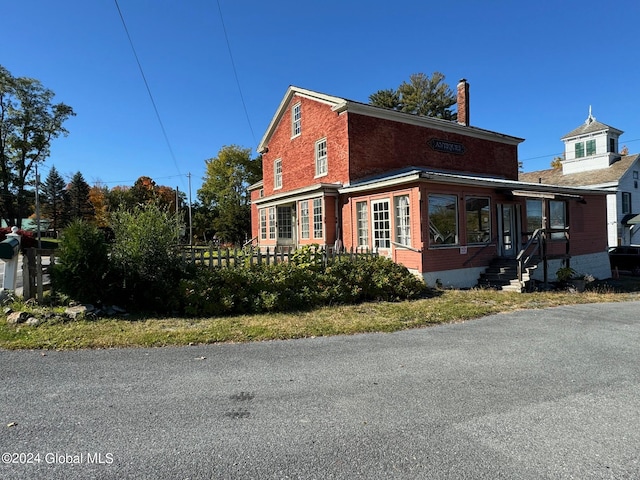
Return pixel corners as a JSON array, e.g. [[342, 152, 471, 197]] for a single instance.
[[2, 276, 640, 350]]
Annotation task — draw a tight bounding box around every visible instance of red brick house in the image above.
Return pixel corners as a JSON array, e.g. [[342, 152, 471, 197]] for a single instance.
[[249, 81, 612, 288]]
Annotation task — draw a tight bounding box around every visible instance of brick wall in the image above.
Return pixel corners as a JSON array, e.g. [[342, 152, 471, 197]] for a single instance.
[[347, 113, 519, 181], [260, 95, 349, 197]]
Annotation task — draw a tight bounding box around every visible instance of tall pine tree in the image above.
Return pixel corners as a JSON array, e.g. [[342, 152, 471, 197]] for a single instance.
[[67, 171, 94, 223], [41, 165, 68, 232]]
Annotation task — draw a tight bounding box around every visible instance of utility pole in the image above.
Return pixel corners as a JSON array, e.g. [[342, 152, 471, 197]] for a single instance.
[[35, 164, 42, 249], [187, 172, 193, 246]]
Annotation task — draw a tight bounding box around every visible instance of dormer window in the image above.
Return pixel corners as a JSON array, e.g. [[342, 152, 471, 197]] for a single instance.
[[586, 139, 596, 156], [575, 142, 584, 159], [291, 103, 301, 138], [575, 139, 596, 159]]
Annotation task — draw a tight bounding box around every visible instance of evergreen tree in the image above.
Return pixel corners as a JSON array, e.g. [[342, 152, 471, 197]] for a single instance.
[[66, 171, 94, 223], [369, 72, 457, 120], [41, 165, 68, 232]]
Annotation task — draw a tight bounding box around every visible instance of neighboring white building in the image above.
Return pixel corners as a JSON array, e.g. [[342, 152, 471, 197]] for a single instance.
[[521, 110, 640, 246]]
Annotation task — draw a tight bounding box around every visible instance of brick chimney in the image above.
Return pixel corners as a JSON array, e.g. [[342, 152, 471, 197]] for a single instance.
[[457, 79, 469, 126]]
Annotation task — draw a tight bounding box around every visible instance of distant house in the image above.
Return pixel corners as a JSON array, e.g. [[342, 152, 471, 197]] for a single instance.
[[250, 82, 612, 288], [520, 110, 640, 246]]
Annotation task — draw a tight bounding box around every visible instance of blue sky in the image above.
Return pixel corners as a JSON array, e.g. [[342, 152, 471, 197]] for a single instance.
[[4, 0, 640, 197]]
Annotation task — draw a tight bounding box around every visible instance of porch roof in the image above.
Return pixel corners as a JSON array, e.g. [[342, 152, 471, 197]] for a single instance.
[[339, 167, 611, 197], [251, 182, 341, 207], [622, 213, 640, 225]]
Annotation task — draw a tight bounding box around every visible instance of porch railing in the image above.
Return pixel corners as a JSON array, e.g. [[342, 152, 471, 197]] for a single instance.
[[516, 227, 570, 287]]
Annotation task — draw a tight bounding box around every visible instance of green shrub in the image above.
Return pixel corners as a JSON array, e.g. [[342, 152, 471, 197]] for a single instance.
[[50, 219, 111, 303], [179, 254, 427, 317], [109, 204, 186, 312]]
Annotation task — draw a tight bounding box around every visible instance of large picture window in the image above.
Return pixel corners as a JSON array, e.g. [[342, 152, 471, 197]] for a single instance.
[[466, 197, 490, 244], [356, 201, 369, 247], [428, 195, 457, 245], [372, 200, 391, 248], [394, 195, 411, 246]]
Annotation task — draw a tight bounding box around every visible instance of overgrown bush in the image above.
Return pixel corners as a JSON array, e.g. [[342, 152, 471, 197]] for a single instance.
[[109, 203, 186, 312], [50, 219, 111, 303], [179, 255, 427, 317]]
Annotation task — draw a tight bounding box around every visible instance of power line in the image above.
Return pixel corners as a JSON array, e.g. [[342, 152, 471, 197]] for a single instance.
[[113, 0, 185, 187], [215, 0, 256, 145]]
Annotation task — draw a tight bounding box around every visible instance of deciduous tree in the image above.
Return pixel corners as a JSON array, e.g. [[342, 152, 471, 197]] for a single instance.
[[198, 145, 262, 244], [0, 65, 75, 227]]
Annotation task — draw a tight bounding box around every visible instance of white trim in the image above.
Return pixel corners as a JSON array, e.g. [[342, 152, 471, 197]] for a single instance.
[[253, 183, 341, 207]]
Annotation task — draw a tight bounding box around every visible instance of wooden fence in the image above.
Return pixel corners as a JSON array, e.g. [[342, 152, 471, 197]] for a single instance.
[[22, 248, 56, 301], [179, 246, 378, 268]]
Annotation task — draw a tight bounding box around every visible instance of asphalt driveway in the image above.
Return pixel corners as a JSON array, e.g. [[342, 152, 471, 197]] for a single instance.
[[2, 302, 640, 479]]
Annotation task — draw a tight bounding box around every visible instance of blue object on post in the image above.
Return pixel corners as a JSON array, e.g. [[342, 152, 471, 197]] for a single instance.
[[0, 237, 20, 260]]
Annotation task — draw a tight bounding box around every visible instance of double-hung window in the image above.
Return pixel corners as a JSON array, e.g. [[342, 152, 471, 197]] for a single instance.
[[268, 207, 276, 239], [394, 195, 410, 246], [356, 201, 369, 248], [586, 139, 596, 156], [428, 195, 458, 246], [315, 138, 328, 177], [291, 103, 301, 138], [300, 201, 310, 239], [274, 159, 282, 189], [372, 200, 391, 248], [622, 192, 632, 214], [575, 142, 585, 159], [313, 198, 323, 239], [259, 208, 267, 240]]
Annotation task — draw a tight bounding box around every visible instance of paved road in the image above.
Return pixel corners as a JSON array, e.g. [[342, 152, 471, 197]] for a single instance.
[[2, 302, 640, 479]]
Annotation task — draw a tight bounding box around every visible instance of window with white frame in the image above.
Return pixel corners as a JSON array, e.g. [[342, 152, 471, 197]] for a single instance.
[[356, 201, 369, 248], [315, 138, 327, 177], [300, 201, 310, 239], [465, 197, 490, 244], [313, 198, 323, 239], [259, 208, 267, 240], [291, 103, 301, 138], [622, 192, 632, 214], [268, 207, 276, 239], [274, 159, 282, 189], [372, 199, 391, 248], [428, 194, 457, 246], [394, 195, 410, 246]]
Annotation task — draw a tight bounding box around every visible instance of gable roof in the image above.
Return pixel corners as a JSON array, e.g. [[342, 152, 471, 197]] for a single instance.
[[561, 113, 623, 140], [257, 86, 524, 153], [519, 154, 640, 187]]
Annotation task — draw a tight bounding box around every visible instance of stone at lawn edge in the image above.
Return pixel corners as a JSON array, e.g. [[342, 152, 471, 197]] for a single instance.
[[7, 311, 29, 324], [64, 304, 95, 319]]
